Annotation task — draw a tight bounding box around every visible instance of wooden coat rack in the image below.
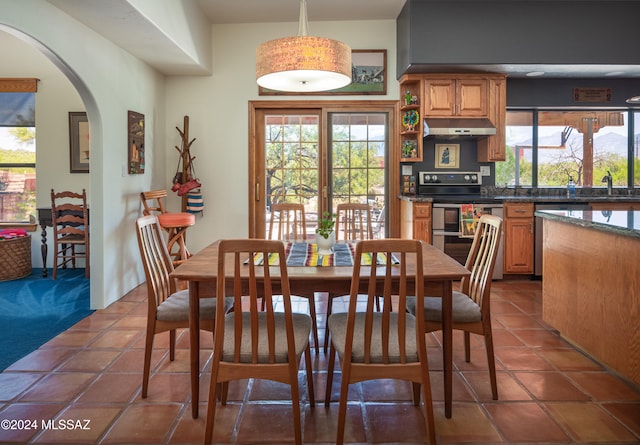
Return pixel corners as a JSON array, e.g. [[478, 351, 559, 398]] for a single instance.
[[175, 115, 196, 212]]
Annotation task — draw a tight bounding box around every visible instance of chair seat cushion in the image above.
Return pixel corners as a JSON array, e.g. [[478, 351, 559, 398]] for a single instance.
[[157, 290, 233, 322], [406, 291, 481, 323], [221, 312, 311, 363], [328, 312, 419, 363]]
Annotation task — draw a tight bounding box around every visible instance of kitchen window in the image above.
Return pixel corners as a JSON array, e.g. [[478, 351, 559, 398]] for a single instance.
[[499, 109, 637, 189], [0, 88, 36, 223]]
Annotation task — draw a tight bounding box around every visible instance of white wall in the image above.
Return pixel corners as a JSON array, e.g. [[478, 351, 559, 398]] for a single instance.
[[0, 0, 166, 309], [165, 20, 399, 252]]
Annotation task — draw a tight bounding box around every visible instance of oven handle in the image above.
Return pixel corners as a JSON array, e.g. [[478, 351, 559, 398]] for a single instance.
[[433, 230, 463, 237], [432, 203, 462, 209]]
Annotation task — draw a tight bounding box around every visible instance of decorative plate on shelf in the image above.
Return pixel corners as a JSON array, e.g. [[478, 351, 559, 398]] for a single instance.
[[402, 109, 419, 131]]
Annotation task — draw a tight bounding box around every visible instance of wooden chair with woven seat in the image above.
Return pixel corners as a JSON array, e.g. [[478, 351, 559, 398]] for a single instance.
[[268, 202, 307, 241], [325, 239, 436, 445], [407, 214, 503, 400], [323, 202, 376, 351], [50, 189, 89, 279], [204, 239, 315, 445], [135, 215, 232, 399]]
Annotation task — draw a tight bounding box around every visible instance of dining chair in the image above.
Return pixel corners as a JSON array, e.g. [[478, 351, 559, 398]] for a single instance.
[[407, 214, 503, 400], [50, 189, 89, 279], [325, 239, 436, 445], [204, 239, 315, 445], [135, 215, 232, 399], [324, 202, 377, 351], [268, 202, 307, 241], [335, 202, 373, 241], [268, 202, 319, 351]]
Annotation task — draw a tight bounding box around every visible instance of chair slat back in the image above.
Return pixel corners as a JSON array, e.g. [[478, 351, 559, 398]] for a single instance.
[[140, 189, 168, 216], [462, 214, 503, 308], [268, 203, 307, 241], [345, 239, 425, 364], [216, 239, 295, 365], [51, 189, 89, 237], [136, 215, 175, 314], [336, 203, 373, 241]]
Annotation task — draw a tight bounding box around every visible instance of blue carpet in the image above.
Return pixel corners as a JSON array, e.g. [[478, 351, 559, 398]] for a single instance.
[[0, 268, 92, 372]]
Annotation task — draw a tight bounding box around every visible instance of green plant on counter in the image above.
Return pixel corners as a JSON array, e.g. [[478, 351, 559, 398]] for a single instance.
[[315, 211, 335, 239]]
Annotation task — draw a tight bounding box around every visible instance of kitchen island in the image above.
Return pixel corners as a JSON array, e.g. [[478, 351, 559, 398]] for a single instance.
[[536, 209, 640, 387]]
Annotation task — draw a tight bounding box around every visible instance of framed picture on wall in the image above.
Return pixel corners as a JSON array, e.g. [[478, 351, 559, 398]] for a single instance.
[[128, 110, 145, 174], [434, 143, 460, 169], [259, 49, 387, 96], [69, 112, 89, 173]]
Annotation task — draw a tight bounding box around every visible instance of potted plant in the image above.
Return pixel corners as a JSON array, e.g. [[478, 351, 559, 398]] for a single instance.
[[315, 211, 336, 253]]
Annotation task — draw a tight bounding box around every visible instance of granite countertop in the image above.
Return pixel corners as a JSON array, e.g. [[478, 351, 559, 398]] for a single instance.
[[535, 209, 640, 239], [399, 194, 640, 204], [496, 195, 640, 203]]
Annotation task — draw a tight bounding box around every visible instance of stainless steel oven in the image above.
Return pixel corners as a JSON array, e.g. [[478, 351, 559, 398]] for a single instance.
[[432, 203, 503, 279], [418, 171, 503, 279]]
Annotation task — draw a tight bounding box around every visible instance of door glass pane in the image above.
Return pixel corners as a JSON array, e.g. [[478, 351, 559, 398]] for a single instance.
[[265, 114, 319, 236], [330, 113, 386, 238]]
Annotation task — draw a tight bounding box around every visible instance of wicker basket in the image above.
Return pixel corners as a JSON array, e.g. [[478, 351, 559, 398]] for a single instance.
[[0, 235, 32, 281]]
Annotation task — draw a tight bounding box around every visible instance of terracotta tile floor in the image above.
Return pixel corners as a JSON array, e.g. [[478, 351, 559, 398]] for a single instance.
[[1, 280, 639, 444]]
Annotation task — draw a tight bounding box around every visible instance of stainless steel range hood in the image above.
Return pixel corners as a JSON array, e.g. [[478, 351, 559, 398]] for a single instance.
[[424, 117, 496, 137]]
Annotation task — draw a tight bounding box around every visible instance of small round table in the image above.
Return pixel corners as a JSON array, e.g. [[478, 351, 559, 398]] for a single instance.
[[157, 212, 195, 266]]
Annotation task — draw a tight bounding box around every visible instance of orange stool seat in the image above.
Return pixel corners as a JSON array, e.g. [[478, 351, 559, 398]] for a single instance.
[[157, 212, 195, 265], [157, 212, 195, 228]]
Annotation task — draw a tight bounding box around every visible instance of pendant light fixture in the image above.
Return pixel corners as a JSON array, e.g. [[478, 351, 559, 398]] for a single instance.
[[256, 0, 352, 93], [626, 96, 640, 104]]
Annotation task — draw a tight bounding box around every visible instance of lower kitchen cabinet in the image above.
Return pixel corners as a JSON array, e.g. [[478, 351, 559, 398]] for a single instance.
[[400, 199, 432, 244], [504, 202, 534, 274]]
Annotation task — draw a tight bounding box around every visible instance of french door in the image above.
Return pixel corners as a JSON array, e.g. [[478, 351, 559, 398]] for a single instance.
[[249, 102, 398, 239]]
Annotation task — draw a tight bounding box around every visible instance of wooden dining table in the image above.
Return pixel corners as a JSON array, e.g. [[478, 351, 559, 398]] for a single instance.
[[170, 239, 470, 419]]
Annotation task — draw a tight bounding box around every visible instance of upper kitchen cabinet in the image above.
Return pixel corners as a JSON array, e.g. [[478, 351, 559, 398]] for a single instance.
[[477, 75, 506, 162], [398, 73, 507, 163], [423, 76, 488, 117]]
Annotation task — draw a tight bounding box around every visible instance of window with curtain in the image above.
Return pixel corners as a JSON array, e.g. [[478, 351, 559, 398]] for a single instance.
[[0, 78, 37, 223]]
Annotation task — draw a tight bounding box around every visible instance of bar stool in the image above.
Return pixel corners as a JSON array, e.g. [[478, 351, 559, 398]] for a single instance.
[[156, 212, 195, 266], [140, 190, 195, 267]]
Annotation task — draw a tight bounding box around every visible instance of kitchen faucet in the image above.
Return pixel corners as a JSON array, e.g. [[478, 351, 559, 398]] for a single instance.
[[601, 170, 613, 196]]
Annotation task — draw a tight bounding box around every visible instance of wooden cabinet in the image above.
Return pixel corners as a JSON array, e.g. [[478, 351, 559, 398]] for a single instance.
[[398, 73, 507, 164], [590, 202, 640, 211], [400, 199, 432, 244], [424, 77, 488, 117], [504, 203, 534, 274], [399, 75, 423, 162], [477, 76, 506, 162]]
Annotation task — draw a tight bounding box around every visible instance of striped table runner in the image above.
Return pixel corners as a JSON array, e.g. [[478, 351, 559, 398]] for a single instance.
[[252, 242, 399, 267]]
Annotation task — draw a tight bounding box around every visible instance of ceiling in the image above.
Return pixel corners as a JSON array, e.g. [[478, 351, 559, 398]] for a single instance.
[[193, 0, 407, 23], [43, 0, 640, 78]]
